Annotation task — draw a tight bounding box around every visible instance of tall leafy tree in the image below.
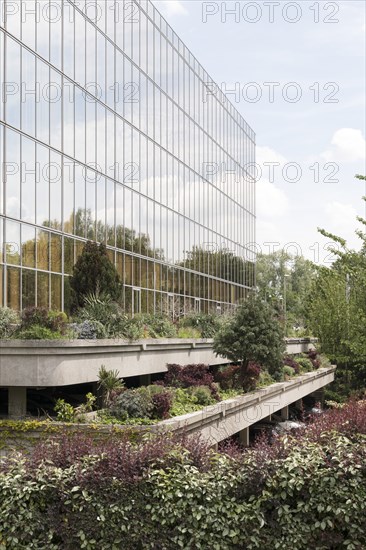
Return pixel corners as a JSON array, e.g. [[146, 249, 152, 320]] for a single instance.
[[306, 175, 366, 399], [70, 241, 122, 309], [213, 292, 285, 384], [256, 250, 316, 333]]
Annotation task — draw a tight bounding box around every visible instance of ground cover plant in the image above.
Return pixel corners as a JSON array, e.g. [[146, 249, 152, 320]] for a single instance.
[[0, 400, 365, 549]]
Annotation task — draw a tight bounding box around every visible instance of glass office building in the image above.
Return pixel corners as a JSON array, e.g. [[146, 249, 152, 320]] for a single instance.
[[0, 0, 255, 316]]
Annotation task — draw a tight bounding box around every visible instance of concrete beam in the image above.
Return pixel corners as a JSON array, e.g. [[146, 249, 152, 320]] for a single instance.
[[0, 338, 318, 388], [8, 387, 27, 418]]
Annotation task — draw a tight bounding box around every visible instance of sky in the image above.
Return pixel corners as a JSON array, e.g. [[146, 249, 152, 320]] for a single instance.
[[153, 0, 366, 265]]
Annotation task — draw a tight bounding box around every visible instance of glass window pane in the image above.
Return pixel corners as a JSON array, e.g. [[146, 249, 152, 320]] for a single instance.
[[37, 271, 49, 308], [5, 129, 20, 219], [6, 220, 20, 265], [22, 269, 36, 309], [49, 152, 62, 229], [5, 38, 21, 128], [36, 143, 50, 226], [21, 48, 36, 136], [0, 265, 3, 307], [63, 237, 74, 275], [21, 137, 36, 224], [21, 225, 36, 268], [50, 234, 62, 273], [50, 274, 62, 310], [37, 230, 49, 271], [7, 266, 20, 310]]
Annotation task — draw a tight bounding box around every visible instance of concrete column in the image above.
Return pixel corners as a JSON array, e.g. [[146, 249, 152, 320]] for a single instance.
[[238, 427, 250, 447], [280, 405, 289, 421], [139, 374, 151, 387], [8, 387, 27, 418]]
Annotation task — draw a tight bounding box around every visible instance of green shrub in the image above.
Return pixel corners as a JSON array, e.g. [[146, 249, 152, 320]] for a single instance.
[[98, 366, 124, 407], [178, 313, 220, 338], [0, 307, 19, 338], [76, 295, 150, 341], [77, 293, 127, 337], [47, 310, 68, 334], [19, 307, 67, 335], [282, 365, 295, 378], [122, 316, 146, 340], [296, 357, 314, 372], [177, 326, 202, 339], [319, 354, 332, 368], [76, 393, 97, 416], [258, 370, 276, 387], [136, 314, 177, 338], [170, 388, 203, 416], [214, 293, 285, 380], [54, 399, 75, 422], [16, 325, 63, 340], [109, 388, 153, 421], [189, 385, 215, 406]]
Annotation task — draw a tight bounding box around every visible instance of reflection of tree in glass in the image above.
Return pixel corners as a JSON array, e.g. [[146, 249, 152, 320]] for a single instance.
[[179, 245, 254, 285]]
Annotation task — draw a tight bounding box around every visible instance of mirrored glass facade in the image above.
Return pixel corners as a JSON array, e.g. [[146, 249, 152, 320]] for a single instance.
[[0, 0, 255, 315]]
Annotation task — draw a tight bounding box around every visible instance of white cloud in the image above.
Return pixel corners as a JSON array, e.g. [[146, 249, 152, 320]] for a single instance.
[[256, 146, 287, 167], [256, 219, 281, 248], [255, 146, 288, 186], [256, 178, 290, 219], [321, 128, 366, 163], [154, 1, 188, 17], [324, 201, 358, 238]]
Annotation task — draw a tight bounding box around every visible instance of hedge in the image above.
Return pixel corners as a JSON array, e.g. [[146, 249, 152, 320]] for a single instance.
[[0, 402, 365, 549]]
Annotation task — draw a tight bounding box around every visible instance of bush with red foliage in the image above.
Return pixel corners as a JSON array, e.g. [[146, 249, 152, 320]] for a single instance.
[[218, 438, 243, 459], [306, 349, 321, 369], [162, 363, 182, 386], [283, 356, 300, 374], [214, 364, 241, 390], [28, 431, 98, 470], [241, 362, 261, 391], [27, 430, 212, 482], [20, 306, 67, 334], [251, 399, 366, 455], [162, 363, 219, 398], [303, 399, 366, 442], [151, 390, 173, 419]]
